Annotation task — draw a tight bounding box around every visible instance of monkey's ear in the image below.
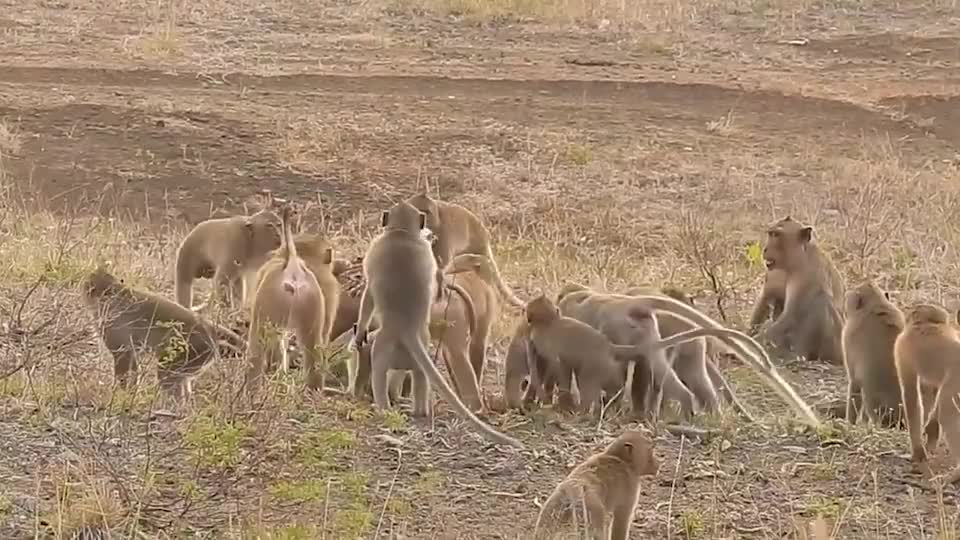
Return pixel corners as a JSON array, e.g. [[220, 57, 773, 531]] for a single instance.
[[380, 211, 389, 227], [418, 212, 426, 230], [799, 226, 813, 243], [323, 247, 333, 265]]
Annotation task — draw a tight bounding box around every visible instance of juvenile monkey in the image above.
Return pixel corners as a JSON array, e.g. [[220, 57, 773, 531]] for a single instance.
[[353, 201, 523, 448], [533, 430, 660, 540], [405, 189, 525, 308], [841, 281, 905, 426], [524, 294, 763, 417], [761, 217, 845, 365], [245, 206, 336, 391], [894, 303, 960, 482], [174, 205, 281, 311], [444, 253, 501, 385], [81, 267, 245, 400]]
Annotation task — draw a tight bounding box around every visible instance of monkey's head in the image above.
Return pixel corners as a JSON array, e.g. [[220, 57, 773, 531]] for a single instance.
[[762, 216, 814, 272], [81, 266, 122, 299], [405, 192, 442, 233], [381, 201, 427, 235], [904, 303, 950, 326], [556, 281, 589, 302], [245, 209, 283, 255], [525, 294, 560, 325], [447, 253, 490, 277], [332, 258, 351, 277], [660, 287, 694, 307], [606, 430, 659, 476], [292, 233, 335, 265], [845, 281, 890, 313]]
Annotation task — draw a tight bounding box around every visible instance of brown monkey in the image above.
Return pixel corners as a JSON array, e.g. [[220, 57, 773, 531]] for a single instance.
[[761, 217, 845, 365], [405, 189, 525, 309], [748, 216, 844, 334], [841, 281, 905, 426], [524, 294, 762, 417], [893, 303, 960, 482], [81, 267, 245, 400], [533, 430, 659, 540], [245, 205, 336, 391], [353, 200, 523, 448], [174, 205, 281, 310], [444, 253, 500, 385]]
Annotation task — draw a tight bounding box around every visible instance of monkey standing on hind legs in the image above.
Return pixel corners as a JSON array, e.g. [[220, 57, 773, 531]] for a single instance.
[[892, 303, 960, 483], [245, 205, 336, 392], [760, 216, 845, 365], [533, 430, 660, 540], [405, 186, 526, 309], [174, 202, 282, 311], [81, 267, 246, 401], [352, 200, 524, 449]]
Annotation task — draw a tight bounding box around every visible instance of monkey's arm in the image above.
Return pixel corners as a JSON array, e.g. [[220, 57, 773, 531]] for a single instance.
[[353, 287, 375, 346], [748, 287, 774, 332]]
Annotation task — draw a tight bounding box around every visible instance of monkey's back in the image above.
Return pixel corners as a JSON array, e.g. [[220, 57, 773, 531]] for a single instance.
[[364, 231, 437, 323]]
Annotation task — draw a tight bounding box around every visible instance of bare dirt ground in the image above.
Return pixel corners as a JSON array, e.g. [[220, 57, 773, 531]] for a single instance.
[[2, 0, 960, 538]]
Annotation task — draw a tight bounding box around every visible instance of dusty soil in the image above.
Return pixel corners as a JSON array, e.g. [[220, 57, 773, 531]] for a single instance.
[[2, 1, 960, 538]]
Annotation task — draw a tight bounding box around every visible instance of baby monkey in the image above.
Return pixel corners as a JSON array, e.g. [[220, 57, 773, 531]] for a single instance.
[[534, 430, 659, 540]]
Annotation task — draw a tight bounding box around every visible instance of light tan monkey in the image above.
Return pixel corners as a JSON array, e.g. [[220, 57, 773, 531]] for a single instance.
[[893, 303, 960, 482], [841, 281, 905, 427], [353, 201, 523, 448], [524, 294, 764, 417], [245, 206, 335, 391], [174, 204, 281, 311], [81, 267, 245, 400], [533, 430, 660, 540], [761, 217, 845, 365], [748, 216, 844, 334], [405, 189, 525, 309], [444, 253, 500, 386]]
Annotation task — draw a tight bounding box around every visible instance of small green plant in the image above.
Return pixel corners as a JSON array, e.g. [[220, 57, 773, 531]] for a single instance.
[[743, 241, 763, 268], [296, 428, 356, 470], [679, 509, 705, 538], [382, 409, 408, 433], [333, 504, 373, 538], [563, 143, 592, 166], [181, 414, 253, 470], [269, 479, 328, 504]]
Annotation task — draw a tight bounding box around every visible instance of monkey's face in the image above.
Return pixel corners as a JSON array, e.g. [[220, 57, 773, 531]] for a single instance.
[[406, 193, 442, 232], [246, 213, 283, 254], [762, 219, 813, 271], [610, 431, 659, 475]]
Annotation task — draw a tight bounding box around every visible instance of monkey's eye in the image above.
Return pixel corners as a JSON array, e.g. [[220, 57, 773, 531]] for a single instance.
[[768, 231, 780, 239], [623, 442, 633, 450]]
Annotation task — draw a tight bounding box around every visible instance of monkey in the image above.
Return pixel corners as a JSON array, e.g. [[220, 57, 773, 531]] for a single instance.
[[760, 217, 845, 365], [244, 205, 336, 392], [383, 278, 485, 411], [533, 430, 660, 540], [405, 189, 525, 309], [841, 281, 906, 427], [748, 216, 844, 335], [81, 267, 245, 401], [893, 303, 960, 483], [444, 253, 501, 386], [174, 204, 281, 311], [352, 200, 523, 448], [523, 293, 770, 418]]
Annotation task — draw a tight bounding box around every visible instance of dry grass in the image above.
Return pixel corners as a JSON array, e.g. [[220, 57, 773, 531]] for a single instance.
[[2, 0, 960, 537]]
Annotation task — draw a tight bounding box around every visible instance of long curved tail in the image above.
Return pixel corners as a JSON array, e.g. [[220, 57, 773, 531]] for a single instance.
[[445, 281, 478, 338], [483, 246, 525, 309], [402, 334, 524, 448], [631, 295, 821, 428]]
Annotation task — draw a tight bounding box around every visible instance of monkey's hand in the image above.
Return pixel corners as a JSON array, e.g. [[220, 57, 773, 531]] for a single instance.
[[352, 326, 368, 352]]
